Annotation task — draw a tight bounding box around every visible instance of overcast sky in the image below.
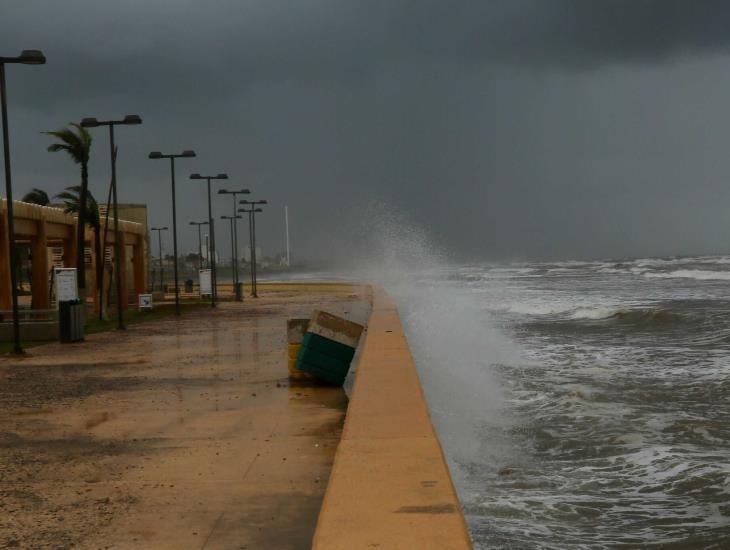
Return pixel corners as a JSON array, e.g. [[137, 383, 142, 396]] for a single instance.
[[4, 1, 730, 262]]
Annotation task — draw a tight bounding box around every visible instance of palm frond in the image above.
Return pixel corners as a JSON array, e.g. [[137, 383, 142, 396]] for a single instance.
[[43, 124, 91, 164], [54, 186, 100, 229], [21, 188, 51, 206]]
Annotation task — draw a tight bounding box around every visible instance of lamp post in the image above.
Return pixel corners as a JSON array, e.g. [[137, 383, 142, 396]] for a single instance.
[[190, 173, 227, 307], [239, 200, 266, 297], [150, 226, 167, 291], [1, 50, 46, 354], [217, 188, 250, 288], [221, 215, 242, 293], [204, 234, 210, 268], [81, 114, 142, 330], [189, 221, 208, 270], [149, 151, 196, 316]]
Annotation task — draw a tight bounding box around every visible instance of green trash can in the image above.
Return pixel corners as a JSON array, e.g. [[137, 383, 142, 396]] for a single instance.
[[235, 282, 244, 301], [185, 279, 194, 293], [59, 300, 85, 343]]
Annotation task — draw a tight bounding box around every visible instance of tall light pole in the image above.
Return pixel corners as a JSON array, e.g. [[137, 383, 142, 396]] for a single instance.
[[284, 205, 291, 267], [217, 188, 250, 288], [221, 215, 242, 292], [149, 151, 196, 316], [0, 50, 45, 354], [150, 226, 167, 291], [239, 200, 266, 297], [81, 114, 142, 330], [189, 221, 208, 270], [190, 173, 227, 308]]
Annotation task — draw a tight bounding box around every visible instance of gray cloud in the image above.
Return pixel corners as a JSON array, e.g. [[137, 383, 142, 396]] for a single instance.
[[3, 1, 730, 262]]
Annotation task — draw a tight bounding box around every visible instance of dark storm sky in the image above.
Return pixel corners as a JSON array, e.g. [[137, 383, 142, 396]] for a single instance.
[[4, 1, 730, 262]]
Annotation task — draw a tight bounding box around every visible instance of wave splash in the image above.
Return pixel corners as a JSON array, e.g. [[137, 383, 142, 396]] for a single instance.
[[337, 203, 517, 473]]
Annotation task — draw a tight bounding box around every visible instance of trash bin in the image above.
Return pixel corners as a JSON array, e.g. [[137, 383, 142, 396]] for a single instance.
[[185, 279, 194, 293], [59, 300, 85, 343], [235, 282, 244, 302]]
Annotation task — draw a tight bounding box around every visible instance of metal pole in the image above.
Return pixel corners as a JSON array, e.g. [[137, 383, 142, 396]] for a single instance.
[[247, 210, 254, 296], [251, 210, 258, 298], [197, 224, 202, 271], [232, 200, 239, 286], [110, 124, 125, 330], [0, 64, 22, 354], [206, 177, 217, 307], [170, 157, 180, 316], [285, 205, 290, 267], [157, 230, 163, 292], [205, 234, 210, 268], [229, 217, 235, 290]]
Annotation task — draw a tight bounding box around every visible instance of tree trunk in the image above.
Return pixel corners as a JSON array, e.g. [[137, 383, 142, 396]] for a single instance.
[[94, 227, 103, 314], [76, 162, 88, 295]]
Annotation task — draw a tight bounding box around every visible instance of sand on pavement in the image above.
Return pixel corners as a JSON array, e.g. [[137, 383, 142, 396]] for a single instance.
[[0, 284, 370, 549]]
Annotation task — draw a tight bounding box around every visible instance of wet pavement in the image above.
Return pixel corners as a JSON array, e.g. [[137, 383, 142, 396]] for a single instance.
[[0, 285, 370, 549]]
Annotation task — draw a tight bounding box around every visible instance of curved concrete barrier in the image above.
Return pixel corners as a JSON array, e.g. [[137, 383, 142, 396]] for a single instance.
[[313, 287, 472, 549]]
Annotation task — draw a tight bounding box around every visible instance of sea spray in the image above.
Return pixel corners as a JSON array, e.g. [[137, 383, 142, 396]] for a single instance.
[[335, 204, 520, 480]]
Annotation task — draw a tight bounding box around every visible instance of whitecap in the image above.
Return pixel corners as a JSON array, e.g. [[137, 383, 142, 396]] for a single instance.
[[644, 269, 730, 281]]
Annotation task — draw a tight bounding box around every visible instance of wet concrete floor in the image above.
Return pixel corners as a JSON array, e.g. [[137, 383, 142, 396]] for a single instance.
[[0, 286, 370, 549]]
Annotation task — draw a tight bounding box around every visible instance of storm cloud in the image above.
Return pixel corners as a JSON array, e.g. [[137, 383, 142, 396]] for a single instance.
[[3, 1, 730, 262]]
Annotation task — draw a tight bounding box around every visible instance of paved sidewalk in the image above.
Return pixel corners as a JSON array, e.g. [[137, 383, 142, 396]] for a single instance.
[[0, 285, 370, 549]]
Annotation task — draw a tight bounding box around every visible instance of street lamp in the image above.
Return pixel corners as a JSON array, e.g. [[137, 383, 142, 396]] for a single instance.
[[150, 226, 168, 292], [149, 150, 196, 316], [81, 114, 142, 330], [221, 215, 243, 294], [189, 221, 208, 270], [1, 50, 46, 354], [218, 188, 250, 291], [190, 173, 227, 307], [239, 200, 266, 297]]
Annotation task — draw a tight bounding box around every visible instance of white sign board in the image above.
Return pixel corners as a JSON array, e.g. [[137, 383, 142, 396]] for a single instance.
[[199, 269, 212, 296], [54, 268, 78, 303], [138, 293, 153, 310]]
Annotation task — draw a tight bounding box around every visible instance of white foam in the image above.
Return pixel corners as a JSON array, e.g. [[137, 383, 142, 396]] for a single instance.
[[644, 269, 730, 281]]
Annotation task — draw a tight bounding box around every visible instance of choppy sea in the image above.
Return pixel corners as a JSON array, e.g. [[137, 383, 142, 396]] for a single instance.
[[394, 255, 730, 549]]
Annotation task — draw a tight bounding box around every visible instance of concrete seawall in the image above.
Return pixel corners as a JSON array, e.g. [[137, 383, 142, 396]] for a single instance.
[[313, 287, 472, 549]]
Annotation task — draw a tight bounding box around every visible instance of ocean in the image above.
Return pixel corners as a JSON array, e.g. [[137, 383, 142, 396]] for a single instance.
[[392, 255, 730, 549]]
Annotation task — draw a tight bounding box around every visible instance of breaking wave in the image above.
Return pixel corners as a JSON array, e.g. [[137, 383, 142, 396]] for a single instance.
[[644, 269, 730, 281]]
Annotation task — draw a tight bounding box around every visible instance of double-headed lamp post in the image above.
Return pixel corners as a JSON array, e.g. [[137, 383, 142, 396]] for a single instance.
[[217, 188, 250, 289], [189, 221, 208, 270], [150, 226, 168, 292], [0, 49, 45, 354], [149, 151, 196, 316], [81, 114, 142, 330], [190, 173, 227, 307], [239, 200, 266, 297]]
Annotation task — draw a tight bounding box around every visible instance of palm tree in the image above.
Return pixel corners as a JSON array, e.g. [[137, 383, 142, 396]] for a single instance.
[[21, 188, 50, 206], [44, 123, 92, 297], [55, 186, 102, 305]]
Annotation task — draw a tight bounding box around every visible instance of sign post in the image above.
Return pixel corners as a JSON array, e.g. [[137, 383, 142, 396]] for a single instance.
[[138, 294, 153, 311], [54, 268, 78, 304], [199, 269, 212, 297]]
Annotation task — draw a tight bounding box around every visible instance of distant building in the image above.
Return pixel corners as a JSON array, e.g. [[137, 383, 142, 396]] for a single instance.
[[242, 246, 262, 263], [100, 203, 150, 289]]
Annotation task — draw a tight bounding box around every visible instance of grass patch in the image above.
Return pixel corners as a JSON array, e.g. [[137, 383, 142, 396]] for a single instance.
[[0, 340, 53, 354], [1, 301, 209, 354]]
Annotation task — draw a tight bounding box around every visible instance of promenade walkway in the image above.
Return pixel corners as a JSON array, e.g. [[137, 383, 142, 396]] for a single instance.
[[0, 284, 370, 549]]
